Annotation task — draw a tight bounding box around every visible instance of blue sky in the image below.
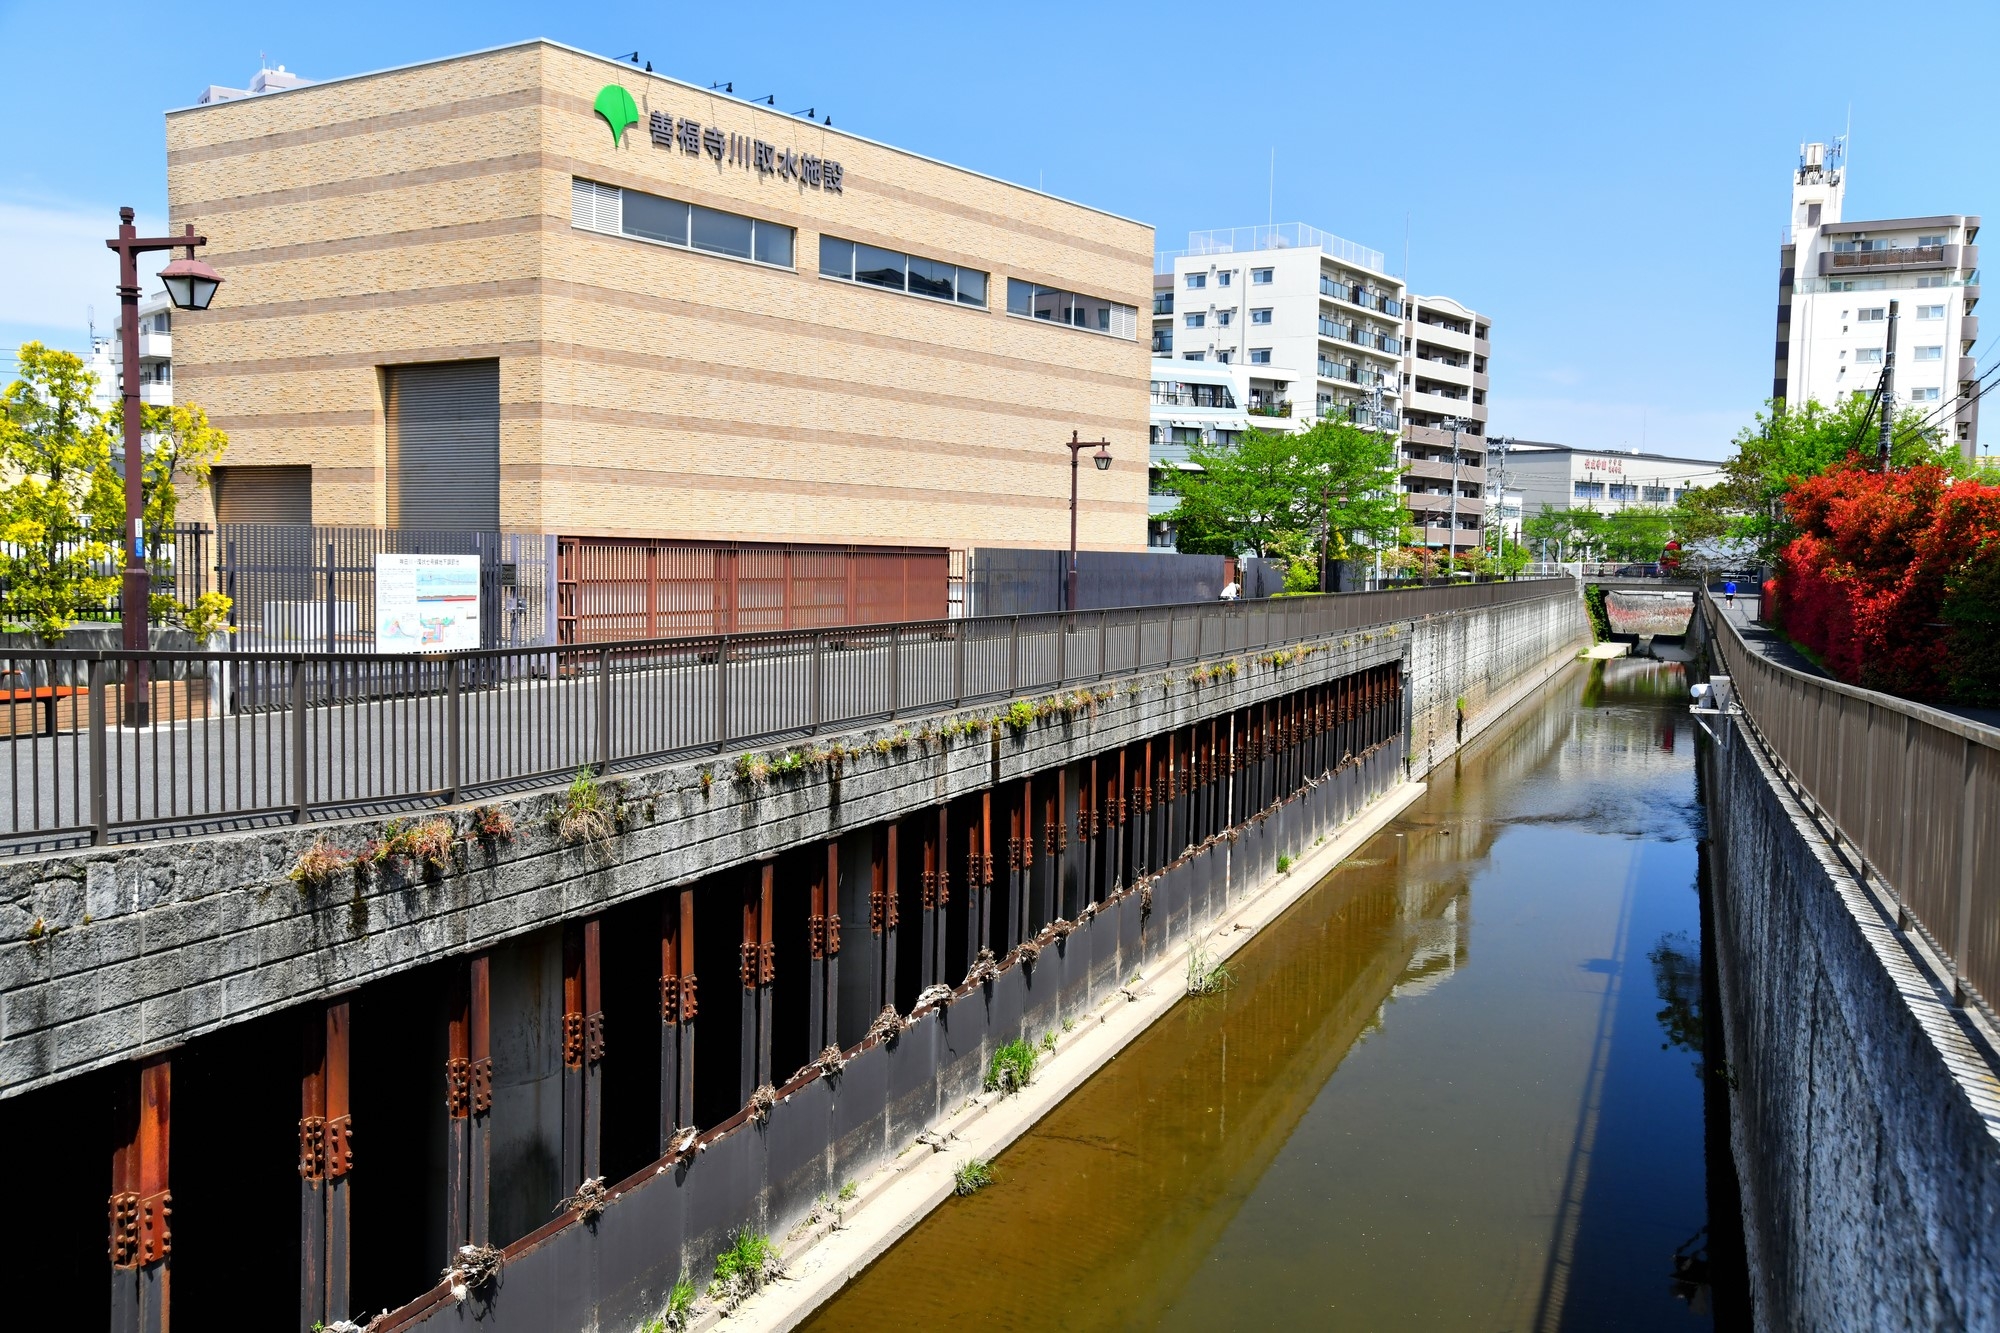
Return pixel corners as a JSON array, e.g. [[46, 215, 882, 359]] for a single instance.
[[2, 0, 1992, 459]]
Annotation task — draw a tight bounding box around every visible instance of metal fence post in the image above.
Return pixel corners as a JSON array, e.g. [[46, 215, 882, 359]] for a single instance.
[[446, 657, 463, 801], [810, 632, 824, 733], [325, 542, 337, 655], [1008, 615, 1019, 693], [715, 636, 731, 749], [954, 621, 966, 707], [888, 626, 901, 718], [1057, 613, 1068, 685], [291, 657, 309, 823], [89, 660, 108, 844], [597, 647, 613, 773]]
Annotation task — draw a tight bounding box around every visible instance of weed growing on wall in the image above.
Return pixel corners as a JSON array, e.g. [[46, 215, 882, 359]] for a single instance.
[[287, 836, 355, 892], [555, 770, 617, 846], [707, 1230, 779, 1311]]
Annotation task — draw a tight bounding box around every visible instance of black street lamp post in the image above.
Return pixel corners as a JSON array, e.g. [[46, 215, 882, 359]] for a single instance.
[[107, 207, 222, 725], [1064, 430, 1112, 611]]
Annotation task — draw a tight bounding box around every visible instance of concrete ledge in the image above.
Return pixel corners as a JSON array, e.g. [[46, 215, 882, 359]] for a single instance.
[[729, 778, 1428, 1332]]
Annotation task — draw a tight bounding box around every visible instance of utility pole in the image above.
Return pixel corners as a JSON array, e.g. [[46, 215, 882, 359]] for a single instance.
[[1878, 298, 1899, 472], [1489, 434, 1511, 567], [1444, 417, 1463, 570]]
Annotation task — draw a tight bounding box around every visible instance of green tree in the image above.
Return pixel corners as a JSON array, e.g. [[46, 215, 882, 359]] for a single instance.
[[1599, 506, 1677, 563], [1160, 419, 1405, 578], [1521, 503, 1608, 561], [92, 401, 229, 622], [0, 344, 120, 640], [1687, 393, 1959, 565]]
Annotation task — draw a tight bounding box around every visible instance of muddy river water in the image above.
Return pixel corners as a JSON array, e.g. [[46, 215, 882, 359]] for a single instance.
[[803, 658, 1747, 1331]]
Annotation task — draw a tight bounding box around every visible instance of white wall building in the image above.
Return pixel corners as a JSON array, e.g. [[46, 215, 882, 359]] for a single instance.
[[1400, 295, 1491, 551], [88, 291, 175, 414], [1506, 441, 1726, 520], [1775, 141, 1981, 459], [1152, 224, 1405, 430], [1146, 359, 1308, 548]]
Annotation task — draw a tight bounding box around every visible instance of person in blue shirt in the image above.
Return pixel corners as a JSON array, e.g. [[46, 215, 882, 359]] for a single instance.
[[1724, 579, 1737, 606]]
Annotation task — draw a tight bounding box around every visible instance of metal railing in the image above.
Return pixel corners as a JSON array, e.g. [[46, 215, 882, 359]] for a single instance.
[[1703, 592, 2000, 1017], [0, 580, 1572, 853]]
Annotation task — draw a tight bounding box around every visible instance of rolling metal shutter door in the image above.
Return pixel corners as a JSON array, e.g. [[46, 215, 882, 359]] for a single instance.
[[214, 465, 312, 525], [385, 360, 500, 532]]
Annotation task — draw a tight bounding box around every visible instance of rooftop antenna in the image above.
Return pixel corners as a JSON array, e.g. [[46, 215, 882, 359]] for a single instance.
[[87, 304, 95, 346]]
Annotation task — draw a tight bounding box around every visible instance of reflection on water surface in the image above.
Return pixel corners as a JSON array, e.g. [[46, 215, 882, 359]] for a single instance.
[[804, 659, 1745, 1331]]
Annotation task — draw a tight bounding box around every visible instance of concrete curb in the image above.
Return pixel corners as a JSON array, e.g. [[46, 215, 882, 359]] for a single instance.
[[721, 778, 1429, 1332]]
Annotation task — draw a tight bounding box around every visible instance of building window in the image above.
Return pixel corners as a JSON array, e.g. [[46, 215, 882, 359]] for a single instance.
[[1917, 233, 1948, 247], [1006, 279, 1138, 338], [1184, 313, 1205, 329], [1216, 270, 1232, 287], [820, 237, 987, 307], [1151, 330, 1173, 354], [1249, 348, 1271, 364], [1642, 486, 1670, 503], [1607, 484, 1636, 501], [572, 177, 795, 268], [1252, 267, 1274, 285], [1573, 481, 1605, 500], [1856, 307, 1885, 322], [1216, 310, 1233, 327], [1917, 304, 1946, 319], [1916, 275, 1950, 288], [1215, 349, 1232, 364], [1912, 387, 1941, 402], [1251, 308, 1273, 325], [1855, 348, 1883, 364], [1914, 345, 1943, 361], [1186, 273, 1207, 289], [1182, 352, 1205, 361]]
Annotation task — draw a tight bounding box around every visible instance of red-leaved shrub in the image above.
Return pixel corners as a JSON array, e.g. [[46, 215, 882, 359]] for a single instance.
[[1774, 464, 2000, 701]]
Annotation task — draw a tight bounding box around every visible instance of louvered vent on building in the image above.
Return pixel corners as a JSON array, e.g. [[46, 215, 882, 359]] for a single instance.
[[571, 178, 621, 234], [385, 361, 500, 532], [214, 465, 312, 525]]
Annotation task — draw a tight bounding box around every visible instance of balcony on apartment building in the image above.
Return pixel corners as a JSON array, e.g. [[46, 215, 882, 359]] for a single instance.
[[1818, 240, 1977, 276], [1246, 391, 1292, 418], [1319, 275, 1404, 317], [1151, 382, 1237, 409]]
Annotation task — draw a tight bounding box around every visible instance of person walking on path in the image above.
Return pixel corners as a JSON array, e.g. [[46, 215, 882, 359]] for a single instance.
[[1724, 579, 1737, 606]]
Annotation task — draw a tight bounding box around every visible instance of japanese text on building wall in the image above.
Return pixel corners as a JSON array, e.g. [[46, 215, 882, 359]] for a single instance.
[[1582, 457, 1624, 475], [646, 111, 844, 194]]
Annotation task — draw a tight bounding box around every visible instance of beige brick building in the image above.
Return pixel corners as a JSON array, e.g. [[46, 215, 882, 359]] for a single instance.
[[165, 41, 1152, 550]]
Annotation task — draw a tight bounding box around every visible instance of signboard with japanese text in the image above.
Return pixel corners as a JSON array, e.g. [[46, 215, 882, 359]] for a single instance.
[[375, 554, 481, 653]]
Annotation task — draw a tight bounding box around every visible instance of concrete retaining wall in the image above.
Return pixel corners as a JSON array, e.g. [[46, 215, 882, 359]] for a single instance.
[[0, 587, 1587, 1096], [1703, 717, 2000, 1330]]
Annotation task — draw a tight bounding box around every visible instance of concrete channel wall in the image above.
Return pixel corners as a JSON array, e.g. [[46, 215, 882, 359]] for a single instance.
[[0, 585, 1585, 1097], [1703, 714, 2000, 1330]]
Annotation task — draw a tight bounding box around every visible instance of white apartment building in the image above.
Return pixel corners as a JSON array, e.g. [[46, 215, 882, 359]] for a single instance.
[[1152, 223, 1405, 430], [1775, 141, 1981, 459], [1400, 295, 1491, 551], [1146, 359, 1307, 548], [87, 291, 176, 413]]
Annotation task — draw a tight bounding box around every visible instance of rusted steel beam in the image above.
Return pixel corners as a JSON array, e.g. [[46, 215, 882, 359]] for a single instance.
[[808, 850, 828, 1051], [977, 790, 994, 957], [469, 954, 492, 1246], [822, 840, 842, 1049], [757, 863, 775, 1083], [111, 1055, 171, 1333], [880, 823, 899, 1012], [301, 1012, 327, 1333]]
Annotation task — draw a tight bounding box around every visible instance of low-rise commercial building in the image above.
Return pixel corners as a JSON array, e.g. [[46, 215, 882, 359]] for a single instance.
[[1506, 441, 1725, 517], [166, 40, 1152, 549]]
